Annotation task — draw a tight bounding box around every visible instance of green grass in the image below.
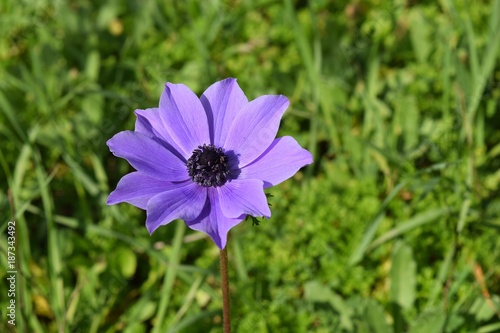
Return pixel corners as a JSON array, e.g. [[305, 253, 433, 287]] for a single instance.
[[1, 0, 500, 332]]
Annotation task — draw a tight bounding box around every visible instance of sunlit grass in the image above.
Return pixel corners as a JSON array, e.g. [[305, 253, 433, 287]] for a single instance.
[[1, 0, 499, 332]]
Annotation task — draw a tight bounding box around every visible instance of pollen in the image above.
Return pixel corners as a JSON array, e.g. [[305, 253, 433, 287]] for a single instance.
[[186, 144, 230, 187]]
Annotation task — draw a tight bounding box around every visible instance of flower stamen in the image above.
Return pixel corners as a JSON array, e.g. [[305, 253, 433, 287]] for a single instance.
[[187, 144, 230, 187]]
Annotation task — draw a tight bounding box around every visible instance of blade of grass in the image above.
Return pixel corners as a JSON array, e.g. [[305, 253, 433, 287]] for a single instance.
[[284, 0, 332, 162], [349, 180, 409, 265], [367, 207, 451, 251], [478, 322, 500, 333], [7, 130, 46, 332], [166, 309, 221, 333], [33, 146, 66, 333], [391, 242, 416, 331], [62, 154, 100, 196], [466, 0, 500, 120], [425, 245, 456, 309], [171, 273, 207, 326], [231, 237, 248, 282], [152, 221, 186, 333], [0, 89, 27, 142], [464, 17, 479, 82]]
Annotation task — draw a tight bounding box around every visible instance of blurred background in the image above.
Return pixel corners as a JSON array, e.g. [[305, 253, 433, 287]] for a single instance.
[[1, 0, 499, 332]]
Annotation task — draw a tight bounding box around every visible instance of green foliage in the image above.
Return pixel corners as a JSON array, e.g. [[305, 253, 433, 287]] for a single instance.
[[1, 0, 499, 332]]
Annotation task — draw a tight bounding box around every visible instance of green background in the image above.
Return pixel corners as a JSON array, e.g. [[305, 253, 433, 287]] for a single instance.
[[1, 0, 499, 332]]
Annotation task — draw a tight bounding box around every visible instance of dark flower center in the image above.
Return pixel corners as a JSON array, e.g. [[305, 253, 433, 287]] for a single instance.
[[186, 144, 230, 187]]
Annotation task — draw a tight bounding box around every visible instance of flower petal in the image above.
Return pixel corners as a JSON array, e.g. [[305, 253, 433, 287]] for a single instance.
[[107, 131, 188, 181], [217, 179, 270, 218], [223, 95, 289, 167], [134, 108, 186, 161], [146, 182, 207, 233], [107, 172, 184, 209], [200, 78, 248, 146], [239, 136, 313, 188], [159, 83, 210, 158], [134, 108, 158, 137], [185, 189, 244, 249]]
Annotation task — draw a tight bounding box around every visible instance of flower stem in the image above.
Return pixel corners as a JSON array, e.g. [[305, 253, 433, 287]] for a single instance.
[[220, 246, 231, 333]]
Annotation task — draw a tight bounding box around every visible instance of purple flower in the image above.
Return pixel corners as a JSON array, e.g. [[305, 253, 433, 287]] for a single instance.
[[107, 78, 312, 249]]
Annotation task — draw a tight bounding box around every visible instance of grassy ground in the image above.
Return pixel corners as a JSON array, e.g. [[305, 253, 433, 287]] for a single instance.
[[1, 0, 500, 332]]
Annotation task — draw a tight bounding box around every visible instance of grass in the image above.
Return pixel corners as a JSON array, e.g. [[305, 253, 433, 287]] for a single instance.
[[1, 0, 500, 332]]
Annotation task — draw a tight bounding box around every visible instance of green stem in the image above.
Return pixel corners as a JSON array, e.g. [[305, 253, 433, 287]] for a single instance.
[[220, 246, 231, 333]]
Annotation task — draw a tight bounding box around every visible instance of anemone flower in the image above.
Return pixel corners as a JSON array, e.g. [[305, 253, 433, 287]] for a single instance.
[[107, 78, 312, 249]]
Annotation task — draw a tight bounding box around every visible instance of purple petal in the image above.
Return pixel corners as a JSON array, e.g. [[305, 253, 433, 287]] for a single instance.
[[217, 179, 270, 218], [107, 172, 185, 209], [239, 136, 313, 188], [200, 78, 248, 147], [159, 83, 210, 158], [134, 108, 158, 137], [107, 131, 188, 181], [223, 95, 289, 167], [134, 108, 186, 161], [185, 189, 244, 249], [146, 182, 207, 233]]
